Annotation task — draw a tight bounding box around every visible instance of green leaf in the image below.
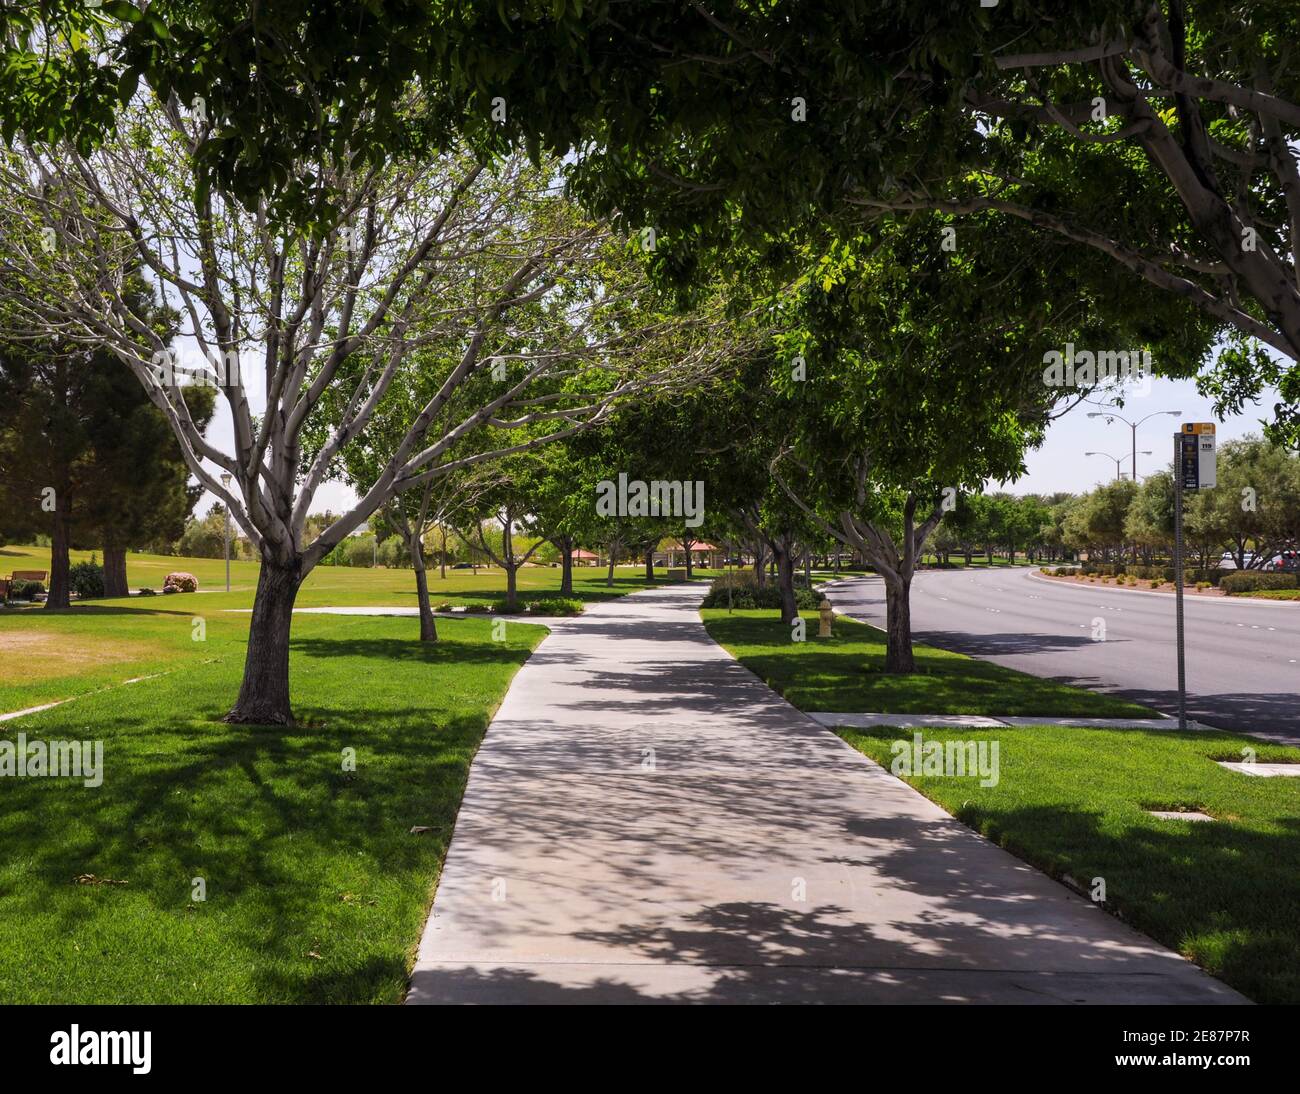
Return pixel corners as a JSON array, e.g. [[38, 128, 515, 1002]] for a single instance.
[[101, 1, 144, 22]]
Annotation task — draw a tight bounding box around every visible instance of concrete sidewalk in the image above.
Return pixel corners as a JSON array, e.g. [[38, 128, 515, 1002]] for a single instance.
[[407, 583, 1246, 1004]]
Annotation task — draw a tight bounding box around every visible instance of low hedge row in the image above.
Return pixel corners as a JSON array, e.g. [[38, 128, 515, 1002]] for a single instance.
[[1079, 562, 1231, 584], [1220, 571, 1299, 594]]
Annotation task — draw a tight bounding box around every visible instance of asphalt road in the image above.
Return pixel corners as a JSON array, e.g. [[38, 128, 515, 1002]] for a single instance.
[[826, 567, 1300, 746]]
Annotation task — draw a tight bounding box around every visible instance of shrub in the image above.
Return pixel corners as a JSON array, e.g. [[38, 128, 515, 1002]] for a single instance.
[[8, 578, 45, 599], [163, 571, 199, 593], [1149, 579, 1162, 589], [528, 597, 584, 615], [461, 603, 491, 613], [712, 570, 757, 590], [1160, 566, 1228, 586], [1196, 581, 1212, 590], [341, 536, 378, 568], [1220, 571, 1298, 594], [69, 560, 105, 600], [138, 587, 157, 597], [700, 577, 823, 610]]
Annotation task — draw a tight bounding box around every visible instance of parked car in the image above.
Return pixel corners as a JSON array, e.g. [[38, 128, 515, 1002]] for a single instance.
[[1266, 551, 1299, 572], [1218, 550, 1299, 571]]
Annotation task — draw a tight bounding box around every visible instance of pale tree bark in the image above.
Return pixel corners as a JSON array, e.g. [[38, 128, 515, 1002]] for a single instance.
[[0, 93, 753, 722], [459, 506, 544, 613], [775, 461, 943, 673]]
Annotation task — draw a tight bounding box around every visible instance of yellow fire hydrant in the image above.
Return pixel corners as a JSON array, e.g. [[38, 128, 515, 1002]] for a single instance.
[[818, 598, 834, 638]]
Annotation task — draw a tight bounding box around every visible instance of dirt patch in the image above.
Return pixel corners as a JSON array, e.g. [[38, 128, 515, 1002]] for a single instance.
[[0, 629, 162, 680]]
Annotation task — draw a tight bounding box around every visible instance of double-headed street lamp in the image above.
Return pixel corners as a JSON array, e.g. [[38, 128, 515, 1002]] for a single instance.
[[1087, 407, 1182, 481], [1084, 450, 1151, 482]]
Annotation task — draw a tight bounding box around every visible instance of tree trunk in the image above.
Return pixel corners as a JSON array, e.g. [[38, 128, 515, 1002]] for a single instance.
[[226, 559, 303, 724], [683, 540, 695, 578], [644, 547, 655, 581], [412, 537, 437, 642], [439, 528, 448, 579], [606, 547, 616, 587], [505, 563, 519, 611], [882, 572, 915, 674], [753, 546, 767, 587], [102, 542, 129, 598], [45, 507, 72, 609], [558, 537, 574, 595], [775, 541, 798, 625]]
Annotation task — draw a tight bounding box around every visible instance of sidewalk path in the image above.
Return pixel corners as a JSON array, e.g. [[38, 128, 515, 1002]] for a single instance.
[[407, 583, 1246, 1004]]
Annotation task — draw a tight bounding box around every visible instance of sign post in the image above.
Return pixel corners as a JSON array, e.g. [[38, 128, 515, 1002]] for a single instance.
[[1173, 423, 1216, 730]]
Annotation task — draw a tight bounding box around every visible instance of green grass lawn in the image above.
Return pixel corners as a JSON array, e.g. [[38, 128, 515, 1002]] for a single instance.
[[837, 723, 1300, 1005], [1, 543, 710, 715], [0, 611, 545, 1003], [1, 542, 711, 612], [701, 608, 1153, 717], [917, 556, 1037, 569]]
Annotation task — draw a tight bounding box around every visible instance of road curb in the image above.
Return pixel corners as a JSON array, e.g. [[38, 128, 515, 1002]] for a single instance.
[[1026, 567, 1300, 609]]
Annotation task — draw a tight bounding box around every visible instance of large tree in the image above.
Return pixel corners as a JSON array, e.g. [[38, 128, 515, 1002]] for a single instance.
[[762, 209, 1208, 671], [0, 91, 739, 722], [7, 5, 1300, 430], [0, 285, 212, 604], [81, 361, 216, 596]]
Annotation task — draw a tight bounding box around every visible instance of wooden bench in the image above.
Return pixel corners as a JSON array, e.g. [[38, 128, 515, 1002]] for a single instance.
[[2, 570, 48, 601]]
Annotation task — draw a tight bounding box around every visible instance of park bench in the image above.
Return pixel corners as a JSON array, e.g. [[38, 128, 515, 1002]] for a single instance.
[[2, 570, 48, 602]]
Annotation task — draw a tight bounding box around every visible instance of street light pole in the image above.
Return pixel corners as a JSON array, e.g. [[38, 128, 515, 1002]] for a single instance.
[[220, 472, 232, 593], [1087, 406, 1182, 482], [1084, 451, 1125, 481], [1084, 450, 1152, 482]]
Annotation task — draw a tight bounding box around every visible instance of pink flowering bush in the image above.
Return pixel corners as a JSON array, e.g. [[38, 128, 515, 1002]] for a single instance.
[[163, 571, 199, 593]]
